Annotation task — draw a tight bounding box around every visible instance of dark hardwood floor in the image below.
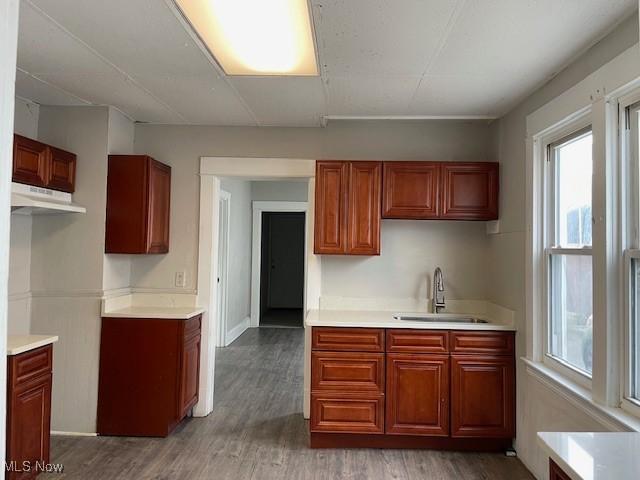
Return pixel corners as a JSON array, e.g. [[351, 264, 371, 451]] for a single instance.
[[44, 328, 534, 479]]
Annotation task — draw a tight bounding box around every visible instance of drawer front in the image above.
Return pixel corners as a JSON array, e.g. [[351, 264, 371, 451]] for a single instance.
[[312, 352, 384, 393], [311, 393, 384, 434], [10, 345, 53, 387], [183, 315, 202, 340], [386, 330, 449, 353], [450, 331, 514, 355], [312, 327, 384, 352]]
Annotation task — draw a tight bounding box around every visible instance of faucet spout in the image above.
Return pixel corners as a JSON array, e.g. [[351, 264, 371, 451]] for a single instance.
[[432, 267, 445, 313]]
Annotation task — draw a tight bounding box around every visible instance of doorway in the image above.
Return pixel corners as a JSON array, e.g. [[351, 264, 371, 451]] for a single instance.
[[260, 212, 305, 328], [216, 190, 231, 347]]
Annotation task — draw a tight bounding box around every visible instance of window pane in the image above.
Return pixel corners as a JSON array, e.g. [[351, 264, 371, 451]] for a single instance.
[[633, 259, 640, 400], [554, 131, 593, 247], [550, 254, 593, 375]]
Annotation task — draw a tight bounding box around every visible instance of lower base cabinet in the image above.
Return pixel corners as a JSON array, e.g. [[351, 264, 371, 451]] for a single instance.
[[549, 460, 572, 480], [6, 345, 53, 480], [310, 327, 515, 450], [97, 315, 201, 437]]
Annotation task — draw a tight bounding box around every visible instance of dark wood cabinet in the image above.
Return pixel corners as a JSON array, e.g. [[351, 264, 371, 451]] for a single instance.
[[97, 314, 201, 437], [105, 155, 171, 254], [549, 459, 572, 480], [382, 162, 440, 219], [381, 161, 499, 220], [314, 161, 381, 255], [450, 355, 515, 438], [12, 134, 76, 193], [386, 353, 449, 436], [441, 162, 499, 220], [6, 345, 53, 480], [310, 327, 515, 450]]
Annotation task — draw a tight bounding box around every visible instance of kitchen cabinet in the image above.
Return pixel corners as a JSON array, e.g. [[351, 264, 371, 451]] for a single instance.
[[97, 314, 201, 437], [6, 345, 53, 480], [310, 327, 515, 450], [441, 162, 499, 220], [381, 161, 499, 220], [13, 134, 76, 193], [549, 460, 572, 480], [105, 155, 171, 254], [314, 160, 381, 255]]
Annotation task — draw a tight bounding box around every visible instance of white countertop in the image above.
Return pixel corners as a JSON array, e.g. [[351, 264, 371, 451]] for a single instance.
[[7, 335, 58, 356], [538, 432, 640, 480], [102, 306, 205, 320], [305, 309, 516, 331]]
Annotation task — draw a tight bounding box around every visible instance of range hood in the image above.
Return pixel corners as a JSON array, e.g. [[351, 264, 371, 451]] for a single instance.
[[11, 183, 86, 215]]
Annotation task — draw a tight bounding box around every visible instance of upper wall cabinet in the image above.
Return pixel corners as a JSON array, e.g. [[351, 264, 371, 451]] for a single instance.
[[382, 161, 499, 221], [314, 160, 381, 255], [105, 155, 171, 254], [13, 134, 76, 193]]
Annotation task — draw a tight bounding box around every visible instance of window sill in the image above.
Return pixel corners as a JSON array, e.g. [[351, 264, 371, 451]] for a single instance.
[[522, 357, 640, 432]]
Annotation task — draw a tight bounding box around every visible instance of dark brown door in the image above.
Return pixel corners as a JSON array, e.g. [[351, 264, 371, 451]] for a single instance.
[[179, 334, 201, 419], [348, 161, 381, 255], [7, 373, 52, 480], [385, 353, 449, 436], [314, 161, 348, 254], [440, 162, 499, 220], [12, 134, 48, 188], [47, 146, 76, 193], [382, 162, 440, 219], [147, 160, 171, 253], [450, 355, 514, 438]]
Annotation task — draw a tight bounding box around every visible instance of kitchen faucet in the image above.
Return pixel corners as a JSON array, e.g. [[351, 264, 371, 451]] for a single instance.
[[432, 267, 445, 313]]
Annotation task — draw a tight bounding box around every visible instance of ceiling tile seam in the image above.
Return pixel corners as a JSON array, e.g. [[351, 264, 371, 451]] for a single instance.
[[23, 0, 189, 123], [16, 67, 93, 106], [310, 2, 329, 126], [161, 0, 261, 127], [407, 0, 468, 111]]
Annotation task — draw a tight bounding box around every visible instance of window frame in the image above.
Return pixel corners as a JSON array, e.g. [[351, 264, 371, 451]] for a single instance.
[[542, 122, 594, 387]]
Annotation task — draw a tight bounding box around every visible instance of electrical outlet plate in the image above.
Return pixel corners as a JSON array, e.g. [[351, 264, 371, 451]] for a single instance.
[[175, 271, 186, 288]]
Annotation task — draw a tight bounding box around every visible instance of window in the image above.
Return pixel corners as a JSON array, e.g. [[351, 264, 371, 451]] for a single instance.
[[546, 128, 593, 377], [628, 101, 640, 404]]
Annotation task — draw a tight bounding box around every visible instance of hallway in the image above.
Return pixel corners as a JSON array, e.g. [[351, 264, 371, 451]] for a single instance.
[[45, 329, 533, 479]]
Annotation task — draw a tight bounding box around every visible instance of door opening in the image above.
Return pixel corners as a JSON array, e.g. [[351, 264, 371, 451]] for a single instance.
[[216, 190, 231, 346], [260, 212, 305, 328]]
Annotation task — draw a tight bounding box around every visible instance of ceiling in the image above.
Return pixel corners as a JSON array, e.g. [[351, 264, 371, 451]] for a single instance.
[[15, 0, 637, 127]]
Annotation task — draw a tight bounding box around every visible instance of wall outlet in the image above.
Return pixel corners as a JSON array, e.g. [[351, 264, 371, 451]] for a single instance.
[[175, 271, 186, 288]]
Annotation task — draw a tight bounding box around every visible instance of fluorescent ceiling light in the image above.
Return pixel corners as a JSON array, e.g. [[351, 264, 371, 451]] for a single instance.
[[175, 0, 318, 76]]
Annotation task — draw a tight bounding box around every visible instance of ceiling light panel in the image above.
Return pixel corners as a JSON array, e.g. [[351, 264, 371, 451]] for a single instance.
[[174, 0, 318, 76]]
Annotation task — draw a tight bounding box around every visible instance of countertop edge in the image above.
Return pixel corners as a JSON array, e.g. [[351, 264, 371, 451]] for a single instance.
[[7, 335, 59, 356], [101, 308, 206, 320], [537, 433, 584, 480]]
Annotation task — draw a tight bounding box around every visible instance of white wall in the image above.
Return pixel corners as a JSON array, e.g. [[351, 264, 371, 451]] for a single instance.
[[13, 97, 38, 138], [1, 0, 20, 465], [220, 178, 252, 336], [488, 12, 639, 480], [251, 180, 308, 202]]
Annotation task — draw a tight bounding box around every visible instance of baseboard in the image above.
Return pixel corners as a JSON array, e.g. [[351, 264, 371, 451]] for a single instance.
[[51, 431, 98, 437], [225, 316, 250, 346]]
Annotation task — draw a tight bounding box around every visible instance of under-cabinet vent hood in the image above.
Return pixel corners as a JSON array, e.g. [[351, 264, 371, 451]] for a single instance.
[[10, 183, 86, 215]]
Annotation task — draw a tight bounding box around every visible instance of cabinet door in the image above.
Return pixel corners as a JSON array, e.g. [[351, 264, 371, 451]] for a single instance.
[[147, 160, 171, 253], [549, 460, 573, 480], [314, 161, 348, 254], [12, 134, 48, 188], [450, 355, 514, 438], [382, 162, 440, 219], [7, 373, 52, 480], [47, 146, 76, 193], [178, 334, 201, 419], [386, 354, 449, 436], [441, 162, 498, 220], [312, 352, 385, 394], [347, 161, 381, 255], [311, 393, 384, 434]]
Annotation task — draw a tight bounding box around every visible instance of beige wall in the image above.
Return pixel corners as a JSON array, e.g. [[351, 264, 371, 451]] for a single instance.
[[487, 12, 638, 480], [133, 120, 494, 301]]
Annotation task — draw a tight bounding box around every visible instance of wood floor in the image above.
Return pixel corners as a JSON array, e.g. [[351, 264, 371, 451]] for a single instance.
[[44, 328, 534, 479]]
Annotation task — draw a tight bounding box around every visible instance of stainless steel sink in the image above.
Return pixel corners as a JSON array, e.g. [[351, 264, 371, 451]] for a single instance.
[[393, 314, 488, 324]]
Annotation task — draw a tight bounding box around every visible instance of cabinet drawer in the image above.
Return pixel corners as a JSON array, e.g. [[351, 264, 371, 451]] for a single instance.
[[311, 393, 384, 434], [386, 330, 448, 353], [312, 327, 384, 352], [450, 331, 514, 355], [9, 345, 53, 387], [183, 314, 202, 339], [312, 352, 384, 393]]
